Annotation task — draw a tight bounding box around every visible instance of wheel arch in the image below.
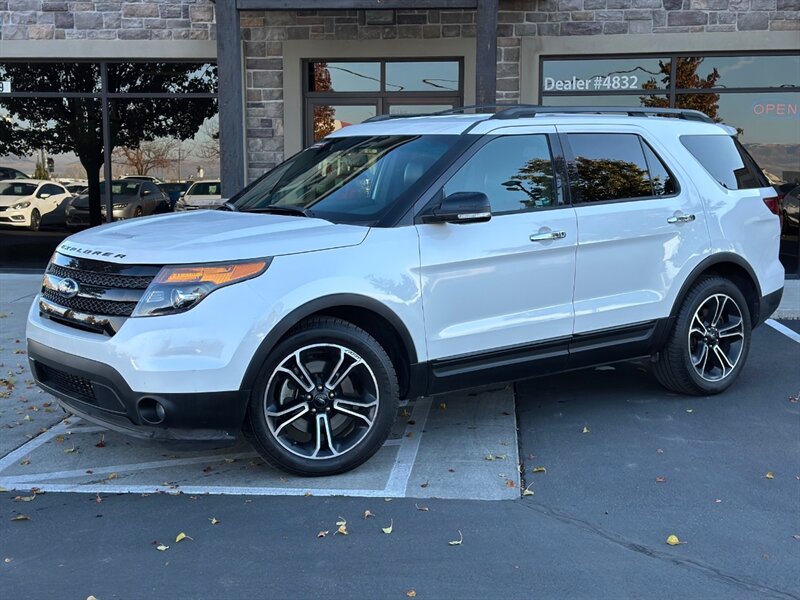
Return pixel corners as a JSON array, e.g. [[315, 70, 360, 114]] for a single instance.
[[241, 294, 420, 399], [671, 253, 762, 325]]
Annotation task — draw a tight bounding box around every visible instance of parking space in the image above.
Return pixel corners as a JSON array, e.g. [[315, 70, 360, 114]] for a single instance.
[[0, 388, 520, 501]]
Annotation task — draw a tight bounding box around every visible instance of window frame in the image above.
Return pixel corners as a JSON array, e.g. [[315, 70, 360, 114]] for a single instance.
[[560, 132, 681, 206]]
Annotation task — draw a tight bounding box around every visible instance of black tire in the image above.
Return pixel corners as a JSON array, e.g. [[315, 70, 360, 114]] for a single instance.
[[244, 317, 399, 476], [29, 209, 41, 232], [654, 276, 752, 395]]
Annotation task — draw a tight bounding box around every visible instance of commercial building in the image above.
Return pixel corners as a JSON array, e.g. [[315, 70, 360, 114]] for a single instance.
[[0, 1, 798, 273]]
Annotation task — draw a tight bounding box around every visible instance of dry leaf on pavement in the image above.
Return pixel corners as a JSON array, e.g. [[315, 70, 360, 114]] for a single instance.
[[666, 534, 685, 546], [335, 518, 348, 536], [156, 544, 169, 551], [209, 517, 220, 525], [581, 426, 590, 434], [765, 471, 775, 479], [406, 590, 417, 598], [175, 532, 192, 543], [415, 504, 429, 512], [363, 510, 374, 520], [655, 476, 667, 483], [10, 514, 31, 521], [522, 484, 535, 496], [382, 519, 393, 535], [532, 466, 546, 474], [448, 530, 463, 546], [317, 531, 329, 538]]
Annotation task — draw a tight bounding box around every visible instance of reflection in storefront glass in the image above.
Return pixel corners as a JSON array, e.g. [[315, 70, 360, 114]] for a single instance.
[[312, 104, 377, 141], [108, 63, 217, 94], [675, 55, 800, 90], [541, 94, 669, 107], [385, 61, 459, 92], [0, 62, 101, 93], [311, 62, 381, 92]]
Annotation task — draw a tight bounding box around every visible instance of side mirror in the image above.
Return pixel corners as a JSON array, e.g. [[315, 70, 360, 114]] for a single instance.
[[421, 192, 491, 224], [142, 189, 152, 196], [179, 191, 186, 198], [38, 192, 51, 199]]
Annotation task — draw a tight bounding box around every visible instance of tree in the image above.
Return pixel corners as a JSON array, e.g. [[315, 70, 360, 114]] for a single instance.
[[194, 119, 220, 160], [312, 63, 336, 141], [640, 57, 721, 121], [0, 62, 217, 225], [33, 159, 50, 180], [113, 138, 180, 176], [570, 157, 652, 202]]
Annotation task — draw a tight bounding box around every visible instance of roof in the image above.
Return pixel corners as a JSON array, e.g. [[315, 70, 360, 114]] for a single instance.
[[0, 179, 53, 185]]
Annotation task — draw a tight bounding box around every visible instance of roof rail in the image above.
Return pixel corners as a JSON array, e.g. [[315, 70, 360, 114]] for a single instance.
[[489, 105, 715, 123], [363, 105, 518, 122]]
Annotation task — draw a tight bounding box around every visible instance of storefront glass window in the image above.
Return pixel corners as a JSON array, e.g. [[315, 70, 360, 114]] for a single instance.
[[385, 61, 460, 92], [310, 62, 381, 92], [540, 52, 800, 277]]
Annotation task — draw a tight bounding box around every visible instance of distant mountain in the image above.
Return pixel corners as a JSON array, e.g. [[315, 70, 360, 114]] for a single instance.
[[744, 143, 800, 182]]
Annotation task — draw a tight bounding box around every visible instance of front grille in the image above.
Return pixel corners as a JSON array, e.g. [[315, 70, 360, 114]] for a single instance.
[[37, 363, 96, 402], [42, 288, 138, 316], [41, 253, 162, 335], [48, 263, 153, 289]]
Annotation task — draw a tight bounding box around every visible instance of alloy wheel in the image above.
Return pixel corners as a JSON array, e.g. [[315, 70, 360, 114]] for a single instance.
[[263, 343, 379, 460], [687, 293, 745, 382]]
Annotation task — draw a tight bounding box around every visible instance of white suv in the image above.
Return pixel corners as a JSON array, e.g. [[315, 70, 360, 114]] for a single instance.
[[26, 107, 784, 476]]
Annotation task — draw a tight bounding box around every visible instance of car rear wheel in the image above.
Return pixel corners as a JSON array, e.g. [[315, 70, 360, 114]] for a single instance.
[[654, 276, 751, 395], [133, 206, 143, 218], [29, 209, 41, 231], [245, 317, 399, 476]]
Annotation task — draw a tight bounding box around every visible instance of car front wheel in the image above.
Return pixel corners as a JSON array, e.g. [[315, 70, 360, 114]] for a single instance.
[[654, 276, 752, 395], [245, 317, 399, 476], [29, 209, 41, 231]]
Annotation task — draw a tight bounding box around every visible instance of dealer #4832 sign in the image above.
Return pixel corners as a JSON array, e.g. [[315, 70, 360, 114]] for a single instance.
[[543, 75, 641, 92]]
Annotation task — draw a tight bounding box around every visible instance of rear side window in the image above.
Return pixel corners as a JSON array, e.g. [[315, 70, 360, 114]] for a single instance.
[[565, 133, 675, 203], [680, 135, 769, 190]]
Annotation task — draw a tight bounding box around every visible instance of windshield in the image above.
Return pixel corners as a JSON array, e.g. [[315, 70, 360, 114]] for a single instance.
[[187, 182, 221, 196], [231, 135, 460, 224], [84, 181, 141, 197], [0, 182, 37, 196]]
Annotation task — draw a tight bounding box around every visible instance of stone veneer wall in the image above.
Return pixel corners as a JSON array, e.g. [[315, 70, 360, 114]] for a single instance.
[[0, 0, 215, 40], [1, 1, 796, 179]]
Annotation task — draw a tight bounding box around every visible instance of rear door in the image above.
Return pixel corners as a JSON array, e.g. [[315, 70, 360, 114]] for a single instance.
[[416, 127, 578, 382], [559, 125, 710, 335]]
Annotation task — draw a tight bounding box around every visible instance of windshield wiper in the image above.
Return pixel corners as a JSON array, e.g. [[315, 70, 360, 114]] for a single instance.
[[240, 205, 313, 218]]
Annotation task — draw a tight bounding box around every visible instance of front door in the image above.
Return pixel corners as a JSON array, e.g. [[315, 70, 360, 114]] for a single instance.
[[416, 129, 578, 373]]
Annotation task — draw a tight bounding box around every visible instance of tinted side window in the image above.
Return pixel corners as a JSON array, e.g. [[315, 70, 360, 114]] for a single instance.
[[641, 141, 678, 196], [680, 135, 769, 190], [566, 133, 652, 203], [443, 134, 557, 214]]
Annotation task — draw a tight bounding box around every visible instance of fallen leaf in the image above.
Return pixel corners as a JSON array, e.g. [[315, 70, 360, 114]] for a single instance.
[[765, 471, 775, 479], [522, 483, 535, 496], [655, 476, 667, 483], [363, 510, 374, 520], [94, 435, 105, 448], [0, 486, 7, 492], [87, 596, 98, 600], [95, 494, 103, 504], [686, 409, 693, 413], [224, 458, 235, 464], [581, 426, 590, 434], [19, 458, 30, 466], [22, 415, 31, 422], [64, 446, 77, 454], [532, 466, 547, 474], [505, 479, 516, 488], [656, 448, 664, 454], [715, 499, 722, 503], [10, 514, 31, 521], [448, 530, 463, 546], [335, 518, 348, 536], [666, 534, 686, 546], [406, 590, 417, 598], [4, 558, 12, 563], [156, 544, 169, 551], [209, 517, 220, 525], [304, 491, 313, 497], [13, 494, 35, 502], [484, 454, 495, 461], [105, 473, 118, 481], [792, 535, 800, 541], [420, 481, 429, 489], [55, 435, 65, 443], [317, 530, 329, 538], [439, 402, 447, 410], [415, 504, 429, 512], [400, 409, 411, 418], [175, 532, 192, 543], [382, 519, 393, 535]]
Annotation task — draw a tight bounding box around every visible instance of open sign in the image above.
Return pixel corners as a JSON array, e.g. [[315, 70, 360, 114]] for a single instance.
[[752, 102, 798, 118]]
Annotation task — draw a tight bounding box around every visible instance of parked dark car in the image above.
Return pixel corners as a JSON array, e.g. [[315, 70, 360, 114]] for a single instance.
[[781, 185, 799, 233], [0, 167, 29, 180], [158, 181, 191, 210], [66, 180, 170, 230]]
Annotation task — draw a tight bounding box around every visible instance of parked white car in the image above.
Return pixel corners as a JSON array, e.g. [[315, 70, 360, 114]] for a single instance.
[[0, 179, 72, 231], [27, 107, 784, 476], [175, 179, 223, 210]]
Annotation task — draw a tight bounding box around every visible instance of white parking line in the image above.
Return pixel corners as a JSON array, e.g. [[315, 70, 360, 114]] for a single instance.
[[383, 397, 432, 497], [765, 319, 800, 344], [0, 418, 77, 473]]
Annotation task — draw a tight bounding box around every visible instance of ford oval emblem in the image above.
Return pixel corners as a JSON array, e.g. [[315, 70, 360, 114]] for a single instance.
[[57, 278, 80, 298]]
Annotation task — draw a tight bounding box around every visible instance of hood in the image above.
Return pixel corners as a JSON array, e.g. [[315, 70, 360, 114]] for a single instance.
[[183, 196, 222, 207], [57, 210, 369, 264]]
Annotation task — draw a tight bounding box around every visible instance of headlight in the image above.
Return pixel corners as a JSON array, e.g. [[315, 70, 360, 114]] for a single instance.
[[175, 199, 186, 211], [11, 201, 31, 210], [132, 259, 271, 317], [112, 203, 128, 210]]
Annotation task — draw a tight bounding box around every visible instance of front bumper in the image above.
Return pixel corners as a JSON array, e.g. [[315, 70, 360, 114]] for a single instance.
[[28, 339, 248, 443]]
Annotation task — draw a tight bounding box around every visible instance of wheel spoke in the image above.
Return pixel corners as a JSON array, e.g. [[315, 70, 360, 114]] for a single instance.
[[691, 313, 708, 336], [692, 342, 709, 369], [712, 345, 735, 376], [711, 295, 728, 327], [326, 355, 364, 390], [268, 402, 310, 436], [333, 400, 375, 427], [311, 413, 340, 458], [718, 318, 744, 339], [276, 351, 314, 392]]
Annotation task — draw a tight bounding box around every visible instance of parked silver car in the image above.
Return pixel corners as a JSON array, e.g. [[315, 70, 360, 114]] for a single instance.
[[66, 180, 169, 230]]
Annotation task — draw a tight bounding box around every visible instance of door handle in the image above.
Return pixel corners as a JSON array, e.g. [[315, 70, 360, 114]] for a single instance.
[[530, 231, 567, 242], [667, 214, 696, 224]]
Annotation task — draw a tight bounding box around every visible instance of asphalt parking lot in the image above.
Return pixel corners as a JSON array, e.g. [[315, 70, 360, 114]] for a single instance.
[[1, 274, 798, 599]]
